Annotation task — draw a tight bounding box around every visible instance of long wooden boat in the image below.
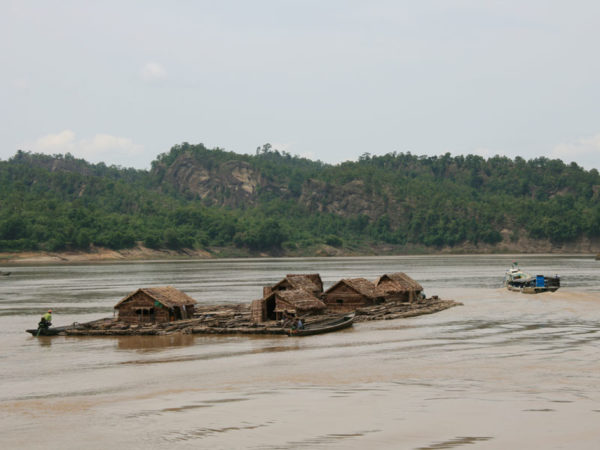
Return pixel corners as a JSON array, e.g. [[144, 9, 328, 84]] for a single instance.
[[26, 326, 70, 336], [288, 313, 355, 336]]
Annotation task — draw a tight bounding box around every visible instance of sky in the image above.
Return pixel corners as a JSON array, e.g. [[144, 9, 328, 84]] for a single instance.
[[2, 0, 600, 170]]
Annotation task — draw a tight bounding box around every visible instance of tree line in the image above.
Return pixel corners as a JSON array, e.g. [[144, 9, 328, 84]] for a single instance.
[[1, 145, 599, 253]]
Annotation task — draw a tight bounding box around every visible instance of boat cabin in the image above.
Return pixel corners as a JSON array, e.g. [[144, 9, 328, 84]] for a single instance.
[[114, 286, 197, 324]]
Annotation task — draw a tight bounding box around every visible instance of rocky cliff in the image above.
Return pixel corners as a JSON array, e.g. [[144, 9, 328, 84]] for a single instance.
[[157, 153, 265, 207], [155, 151, 395, 219]]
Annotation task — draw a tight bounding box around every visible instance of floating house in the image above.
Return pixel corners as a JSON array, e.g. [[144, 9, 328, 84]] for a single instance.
[[374, 272, 424, 303], [114, 286, 197, 324], [253, 271, 427, 320], [263, 273, 323, 297], [251, 289, 326, 323], [323, 278, 382, 313]]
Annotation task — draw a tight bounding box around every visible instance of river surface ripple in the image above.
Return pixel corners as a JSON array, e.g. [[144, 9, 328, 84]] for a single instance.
[[0, 255, 599, 449]]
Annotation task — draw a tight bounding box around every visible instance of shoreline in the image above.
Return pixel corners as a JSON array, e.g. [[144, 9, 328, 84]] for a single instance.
[[1, 245, 598, 265]]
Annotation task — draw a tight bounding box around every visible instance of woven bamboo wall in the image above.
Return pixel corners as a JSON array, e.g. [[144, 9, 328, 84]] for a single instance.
[[250, 299, 266, 323], [377, 279, 410, 302], [323, 284, 373, 313], [116, 292, 170, 323]]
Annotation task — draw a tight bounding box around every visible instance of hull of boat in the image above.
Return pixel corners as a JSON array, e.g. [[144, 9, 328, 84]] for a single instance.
[[506, 285, 560, 294], [26, 326, 69, 336], [288, 313, 355, 336]]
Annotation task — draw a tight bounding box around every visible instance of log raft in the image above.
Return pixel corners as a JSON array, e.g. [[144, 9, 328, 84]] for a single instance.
[[57, 297, 461, 337], [354, 296, 461, 321]]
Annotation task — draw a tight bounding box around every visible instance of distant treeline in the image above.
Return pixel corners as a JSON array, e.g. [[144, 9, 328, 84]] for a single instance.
[[1, 144, 599, 253]]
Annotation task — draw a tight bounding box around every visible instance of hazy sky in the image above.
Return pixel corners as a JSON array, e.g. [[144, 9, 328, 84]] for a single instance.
[[2, 1, 600, 170]]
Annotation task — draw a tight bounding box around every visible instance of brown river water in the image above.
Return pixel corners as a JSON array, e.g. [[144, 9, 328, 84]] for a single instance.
[[1, 255, 599, 449]]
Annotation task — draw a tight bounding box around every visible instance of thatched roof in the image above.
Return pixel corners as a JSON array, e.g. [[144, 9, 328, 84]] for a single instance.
[[287, 273, 323, 290], [272, 274, 323, 294], [375, 272, 423, 293], [114, 286, 197, 309], [325, 278, 377, 298], [270, 289, 326, 313]]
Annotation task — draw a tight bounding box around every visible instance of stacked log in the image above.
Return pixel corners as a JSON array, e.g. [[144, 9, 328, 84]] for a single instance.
[[60, 297, 461, 336], [355, 298, 462, 321]]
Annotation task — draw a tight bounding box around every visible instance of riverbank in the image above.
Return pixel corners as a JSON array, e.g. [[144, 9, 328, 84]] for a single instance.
[[2, 239, 600, 264]]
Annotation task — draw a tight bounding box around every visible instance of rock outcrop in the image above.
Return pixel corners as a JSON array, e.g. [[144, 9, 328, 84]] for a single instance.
[[159, 153, 264, 207]]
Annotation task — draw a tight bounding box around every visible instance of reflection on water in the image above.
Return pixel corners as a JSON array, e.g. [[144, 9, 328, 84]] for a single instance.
[[35, 336, 53, 347], [116, 334, 196, 351], [1, 255, 600, 449]]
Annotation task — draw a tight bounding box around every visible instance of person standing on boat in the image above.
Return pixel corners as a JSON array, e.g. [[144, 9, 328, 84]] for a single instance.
[[39, 309, 52, 329]]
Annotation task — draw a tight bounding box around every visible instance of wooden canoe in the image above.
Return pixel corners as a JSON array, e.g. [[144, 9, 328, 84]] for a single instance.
[[288, 313, 355, 337], [26, 326, 70, 336]]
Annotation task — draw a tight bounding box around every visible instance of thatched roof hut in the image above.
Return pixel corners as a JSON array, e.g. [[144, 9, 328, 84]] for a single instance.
[[323, 278, 380, 312], [374, 272, 424, 302], [263, 273, 323, 297], [250, 289, 326, 323], [114, 286, 197, 324], [274, 289, 326, 313], [287, 273, 323, 292]]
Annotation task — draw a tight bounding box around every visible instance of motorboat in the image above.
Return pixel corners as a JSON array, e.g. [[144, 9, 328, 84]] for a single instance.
[[504, 262, 560, 294]]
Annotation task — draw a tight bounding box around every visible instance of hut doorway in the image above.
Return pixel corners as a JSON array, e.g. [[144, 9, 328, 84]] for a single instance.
[[265, 295, 276, 320], [171, 307, 182, 321]]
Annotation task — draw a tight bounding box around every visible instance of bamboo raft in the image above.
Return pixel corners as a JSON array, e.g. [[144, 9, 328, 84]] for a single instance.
[[46, 297, 462, 337]]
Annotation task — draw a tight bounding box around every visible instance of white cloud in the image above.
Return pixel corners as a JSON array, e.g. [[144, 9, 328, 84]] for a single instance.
[[33, 130, 77, 151], [30, 130, 144, 167], [551, 134, 600, 170], [140, 62, 167, 81]]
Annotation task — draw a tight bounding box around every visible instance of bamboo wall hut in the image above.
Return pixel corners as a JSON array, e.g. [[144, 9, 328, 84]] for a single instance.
[[374, 272, 424, 303], [262, 273, 323, 297], [250, 289, 326, 323], [323, 278, 382, 313], [114, 286, 197, 324]]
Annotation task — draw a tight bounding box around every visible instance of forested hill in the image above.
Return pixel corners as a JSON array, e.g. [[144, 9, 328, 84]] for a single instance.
[[1, 143, 600, 255]]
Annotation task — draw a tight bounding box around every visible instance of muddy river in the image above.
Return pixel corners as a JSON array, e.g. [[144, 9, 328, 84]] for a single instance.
[[1, 255, 599, 449]]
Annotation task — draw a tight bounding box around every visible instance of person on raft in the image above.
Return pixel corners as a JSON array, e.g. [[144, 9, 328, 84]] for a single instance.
[[39, 309, 53, 330]]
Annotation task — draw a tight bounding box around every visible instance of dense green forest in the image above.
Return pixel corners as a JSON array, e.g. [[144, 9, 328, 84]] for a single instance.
[[1, 143, 599, 254]]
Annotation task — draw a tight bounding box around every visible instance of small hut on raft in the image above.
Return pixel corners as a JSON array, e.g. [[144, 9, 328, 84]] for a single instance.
[[252, 271, 428, 321], [322, 278, 383, 313], [250, 289, 326, 323], [374, 272, 424, 303], [263, 273, 323, 297], [114, 286, 197, 324]]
